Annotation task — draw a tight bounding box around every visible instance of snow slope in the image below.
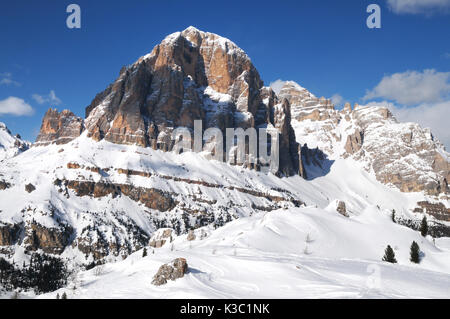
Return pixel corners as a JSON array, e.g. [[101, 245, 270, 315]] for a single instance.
[[1, 126, 449, 299], [38, 205, 450, 299]]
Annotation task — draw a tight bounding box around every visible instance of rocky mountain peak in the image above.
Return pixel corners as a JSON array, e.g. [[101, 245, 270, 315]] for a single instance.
[[35, 108, 84, 146], [282, 81, 449, 195], [70, 27, 298, 176]]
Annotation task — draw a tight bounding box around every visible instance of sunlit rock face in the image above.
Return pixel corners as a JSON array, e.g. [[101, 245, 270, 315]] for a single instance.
[[281, 81, 449, 195], [35, 109, 84, 146]]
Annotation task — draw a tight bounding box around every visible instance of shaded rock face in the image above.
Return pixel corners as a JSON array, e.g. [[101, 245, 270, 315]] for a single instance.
[[65, 180, 176, 212], [35, 109, 84, 146], [0, 223, 21, 246], [281, 81, 450, 195], [152, 258, 188, 286], [24, 222, 73, 254], [413, 201, 450, 222], [345, 129, 363, 155], [81, 26, 299, 176]]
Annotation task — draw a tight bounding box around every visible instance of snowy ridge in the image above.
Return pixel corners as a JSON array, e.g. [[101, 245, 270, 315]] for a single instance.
[[280, 81, 449, 196], [0, 122, 29, 162]]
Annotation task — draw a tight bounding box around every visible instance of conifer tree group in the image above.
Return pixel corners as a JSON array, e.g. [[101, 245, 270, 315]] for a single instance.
[[0, 253, 68, 293]]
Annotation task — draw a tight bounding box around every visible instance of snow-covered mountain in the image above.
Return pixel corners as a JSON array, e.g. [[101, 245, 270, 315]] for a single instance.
[[0, 122, 29, 162], [0, 27, 449, 298], [280, 81, 449, 196]]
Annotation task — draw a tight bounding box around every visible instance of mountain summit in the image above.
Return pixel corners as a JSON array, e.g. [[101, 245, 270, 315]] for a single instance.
[[37, 26, 301, 176]]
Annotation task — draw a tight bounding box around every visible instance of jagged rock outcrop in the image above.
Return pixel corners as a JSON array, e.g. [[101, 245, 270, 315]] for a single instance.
[[24, 222, 73, 254], [279, 81, 450, 195], [152, 258, 188, 286], [35, 109, 84, 146]]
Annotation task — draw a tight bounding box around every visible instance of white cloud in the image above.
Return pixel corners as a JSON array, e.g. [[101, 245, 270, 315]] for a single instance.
[[330, 94, 344, 106], [363, 69, 450, 105], [386, 0, 450, 15], [32, 90, 62, 105], [0, 97, 34, 116], [269, 79, 287, 95], [0, 72, 21, 87]]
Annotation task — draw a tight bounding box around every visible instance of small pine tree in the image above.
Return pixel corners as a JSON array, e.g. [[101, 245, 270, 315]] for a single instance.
[[410, 241, 420, 263], [420, 216, 428, 237], [61, 292, 67, 299], [56, 293, 60, 299], [391, 209, 396, 223], [382, 245, 397, 263], [142, 247, 148, 257]]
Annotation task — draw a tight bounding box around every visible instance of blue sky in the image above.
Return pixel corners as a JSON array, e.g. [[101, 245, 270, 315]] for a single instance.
[[0, 0, 449, 147]]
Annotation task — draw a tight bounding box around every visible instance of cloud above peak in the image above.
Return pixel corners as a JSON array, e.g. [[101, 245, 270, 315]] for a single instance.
[[32, 90, 62, 106], [386, 0, 450, 15], [363, 69, 450, 105]]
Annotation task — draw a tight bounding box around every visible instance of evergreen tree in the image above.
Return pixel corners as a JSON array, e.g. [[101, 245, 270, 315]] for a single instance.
[[410, 241, 421, 263], [382, 245, 397, 263], [391, 209, 396, 223], [61, 292, 67, 299], [142, 247, 148, 257], [420, 216, 428, 237]]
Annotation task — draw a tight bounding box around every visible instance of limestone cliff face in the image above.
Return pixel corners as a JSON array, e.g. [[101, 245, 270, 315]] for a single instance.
[[35, 109, 84, 146], [281, 81, 450, 196], [82, 26, 299, 176]]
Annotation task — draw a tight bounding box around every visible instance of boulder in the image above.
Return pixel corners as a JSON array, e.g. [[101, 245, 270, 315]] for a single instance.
[[152, 258, 188, 286], [25, 183, 36, 193], [187, 230, 196, 241], [336, 201, 349, 217]]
